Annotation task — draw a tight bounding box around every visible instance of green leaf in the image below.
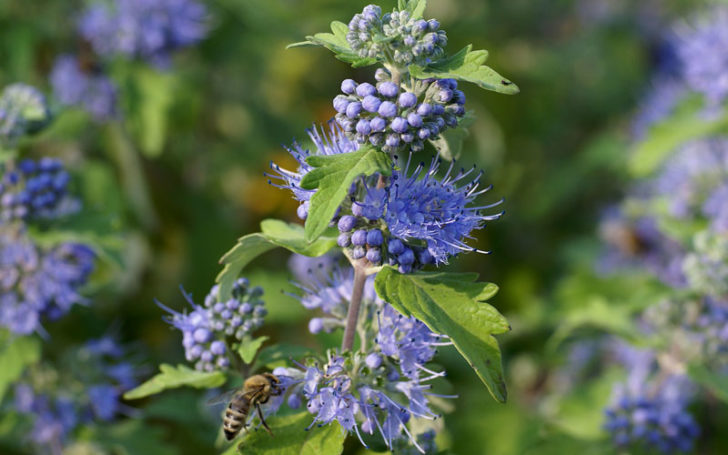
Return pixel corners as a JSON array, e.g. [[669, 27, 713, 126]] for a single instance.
[[237, 336, 270, 364], [374, 267, 510, 402], [629, 105, 728, 177], [688, 364, 728, 404], [300, 146, 392, 242], [0, 333, 41, 402], [123, 364, 226, 400], [428, 114, 475, 161], [405, 0, 427, 18], [410, 45, 519, 94], [216, 219, 338, 300], [128, 68, 175, 157], [287, 21, 377, 68], [232, 412, 345, 455]]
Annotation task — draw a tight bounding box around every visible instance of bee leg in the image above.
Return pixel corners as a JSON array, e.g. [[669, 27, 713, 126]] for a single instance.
[[256, 403, 274, 436]]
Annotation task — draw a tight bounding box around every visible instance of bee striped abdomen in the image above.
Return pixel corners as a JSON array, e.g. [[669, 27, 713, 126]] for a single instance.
[[223, 394, 251, 440]]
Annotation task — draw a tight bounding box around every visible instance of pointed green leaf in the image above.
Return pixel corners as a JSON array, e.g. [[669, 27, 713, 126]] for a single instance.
[[237, 336, 270, 364], [216, 220, 338, 300], [374, 267, 509, 402], [123, 364, 226, 400], [0, 333, 41, 402], [405, 0, 427, 18], [410, 45, 519, 94], [287, 21, 377, 68], [232, 412, 345, 455], [301, 146, 392, 242]]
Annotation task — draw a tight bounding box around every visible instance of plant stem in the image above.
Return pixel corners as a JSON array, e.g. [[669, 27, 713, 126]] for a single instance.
[[342, 263, 368, 352]]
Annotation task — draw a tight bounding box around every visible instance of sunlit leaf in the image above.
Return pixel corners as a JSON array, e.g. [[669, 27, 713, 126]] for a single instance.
[[123, 364, 226, 400]]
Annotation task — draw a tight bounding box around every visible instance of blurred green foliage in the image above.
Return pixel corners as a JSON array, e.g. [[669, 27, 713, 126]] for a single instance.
[[0, 0, 719, 453]]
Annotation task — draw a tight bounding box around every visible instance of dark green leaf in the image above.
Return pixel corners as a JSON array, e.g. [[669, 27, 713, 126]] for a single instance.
[[123, 364, 226, 400], [300, 146, 392, 242], [0, 333, 41, 402], [374, 267, 510, 402], [237, 336, 270, 364], [216, 219, 338, 300], [410, 45, 519, 94], [689, 364, 728, 404], [232, 411, 345, 455]]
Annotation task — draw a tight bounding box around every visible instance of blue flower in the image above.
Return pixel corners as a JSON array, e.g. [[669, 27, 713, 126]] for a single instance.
[[360, 156, 503, 266], [0, 228, 94, 335], [50, 55, 117, 122], [158, 278, 265, 371], [267, 122, 358, 219], [78, 0, 208, 66], [1, 157, 76, 223], [676, 7, 728, 105]]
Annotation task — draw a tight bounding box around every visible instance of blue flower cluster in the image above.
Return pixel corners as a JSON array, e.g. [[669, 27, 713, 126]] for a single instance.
[[1, 157, 72, 222], [50, 55, 117, 122], [334, 75, 466, 154], [13, 336, 138, 452], [676, 6, 728, 106], [0, 84, 50, 147], [0, 228, 95, 335], [160, 278, 266, 372], [272, 126, 502, 273], [78, 0, 207, 66], [346, 5, 447, 66], [282, 268, 447, 452]]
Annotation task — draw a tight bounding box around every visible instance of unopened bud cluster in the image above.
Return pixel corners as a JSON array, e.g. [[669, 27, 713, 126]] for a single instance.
[[161, 278, 266, 372], [1, 158, 71, 222], [334, 75, 465, 154], [346, 5, 447, 66], [0, 84, 50, 146]]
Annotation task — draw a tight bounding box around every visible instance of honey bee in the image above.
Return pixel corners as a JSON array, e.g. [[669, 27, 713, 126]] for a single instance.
[[219, 373, 282, 440]]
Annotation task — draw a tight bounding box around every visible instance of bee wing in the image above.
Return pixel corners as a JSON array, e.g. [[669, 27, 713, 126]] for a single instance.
[[206, 389, 238, 406]]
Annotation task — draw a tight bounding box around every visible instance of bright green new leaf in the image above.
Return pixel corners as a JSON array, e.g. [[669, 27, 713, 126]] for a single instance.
[[123, 364, 226, 400], [403, 0, 427, 18], [216, 219, 338, 300], [287, 21, 377, 68], [237, 336, 270, 364], [410, 45, 519, 95], [128, 68, 175, 157], [629, 107, 728, 177], [300, 146, 392, 242], [232, 412, 345, 455], [374, 267, 510, 402], [0, 333, 41, 402], [688, 364, 728, 404]]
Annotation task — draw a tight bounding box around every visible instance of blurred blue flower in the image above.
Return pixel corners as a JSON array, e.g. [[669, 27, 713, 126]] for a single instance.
[[676, 6, 728, 106], [0, 228, 94, 335], [50, 55, 117, 122], [1, 157, 74, 223], [78, 0, 207, 66]]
